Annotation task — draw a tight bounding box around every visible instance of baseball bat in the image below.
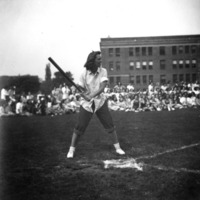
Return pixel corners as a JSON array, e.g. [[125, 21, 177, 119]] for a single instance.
[[48, 57, 82, 92]]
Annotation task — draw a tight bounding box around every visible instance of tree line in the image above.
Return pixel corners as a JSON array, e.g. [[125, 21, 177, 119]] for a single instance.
[[0, 63, 74, 95]]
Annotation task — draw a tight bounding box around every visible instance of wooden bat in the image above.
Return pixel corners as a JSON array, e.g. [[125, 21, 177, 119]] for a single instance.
[[48, 57, 82, 92]]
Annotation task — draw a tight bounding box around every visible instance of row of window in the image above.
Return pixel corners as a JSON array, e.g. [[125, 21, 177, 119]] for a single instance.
[[172, 45, 197, 55], [108, 59, 197, 71], [108, 45, 198, 57], [129, 61, 153, 70], [172, 59, 197, 69], [109, 73, 197, 85], [172, 73, 197, 83]]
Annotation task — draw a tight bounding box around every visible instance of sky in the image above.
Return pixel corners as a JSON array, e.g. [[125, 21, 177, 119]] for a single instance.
[[0, 0, 200, 82]]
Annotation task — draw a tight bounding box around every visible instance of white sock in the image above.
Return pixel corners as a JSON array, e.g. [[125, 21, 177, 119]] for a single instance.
[[69, 146, 75, 152], [67, 146, 76, 158], [114, 143, 125, 155], [114, 143, 121, 150]]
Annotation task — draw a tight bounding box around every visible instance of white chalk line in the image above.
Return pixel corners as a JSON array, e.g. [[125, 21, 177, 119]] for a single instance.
[[135, 142, 200, 161], [103, 142, 200, 174], [142, 163, 200, 174]]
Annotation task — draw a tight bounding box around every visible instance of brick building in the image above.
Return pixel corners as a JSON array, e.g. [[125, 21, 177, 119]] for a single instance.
[[100, 35, 200, 89]]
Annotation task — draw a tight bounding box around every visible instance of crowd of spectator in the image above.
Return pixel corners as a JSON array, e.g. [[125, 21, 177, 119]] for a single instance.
[[0, 81, 200, 117]]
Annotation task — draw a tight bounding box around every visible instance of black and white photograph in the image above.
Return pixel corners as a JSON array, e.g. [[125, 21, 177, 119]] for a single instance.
[[0, 0, 200, 199]]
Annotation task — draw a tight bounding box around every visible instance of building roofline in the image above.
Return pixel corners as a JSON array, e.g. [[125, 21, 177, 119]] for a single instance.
[[101, 34, 200, 41], [100, 34, 200, 47]]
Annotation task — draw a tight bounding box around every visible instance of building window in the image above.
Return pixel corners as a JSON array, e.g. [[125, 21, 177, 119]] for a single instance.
[[116, 76, 121, 84], [109, 48, 113, 57], [129, 75, 134, 84], [160, 46, 165, 55], [179, 60, 183, 69], [185, 45, 190, 54], [149, 75, 153, 83], [135, 47, 140, 56], [192, 59, 197, 68], [142, 47, 146, 56], [109, 77, 114, 85], [142, 75, 147, 84], [129, 61, 134, 70], [129, 47, 134, 56], [115, 48, 120, 57], [178, 46, 184, 54], [148, 61, 153, 70], [192, 73, 197, 82], [172, 74, 178, 83], [148, 47, 152, 56], [191, 45, 197, 54], [142, 61, 147, 70], [160, 60, 166, 70], [109, 61, 114, 71], [185, 60, 190, 68], [116, 61, 120, 71], [172, 46, 177, 55], [136, 76, 140, 84], [186, 74, 190, 82], [136, 61, 141, 69], [160, 75, 166, 84], [172, 60, 177, 69], [179, 74, 184, 82]]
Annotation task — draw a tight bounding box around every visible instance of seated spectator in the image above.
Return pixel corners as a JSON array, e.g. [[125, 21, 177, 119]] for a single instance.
[[139, 93, 147, 111], [26, 92, 34, 101], [132, 94, 140, 112], [4, 101, 15, 116], [15, 97, 23, 115], [37, 95, 47, 115], [124, 94, 133, 112], [195, 93, 200, 107], [108, 95, 120, 111], [62, 83, 70, 102], [152, 94, 163, 111], [154, 82, 160, 92], [104, 85, 110, 93], [144, 97, 155, 111], [26, 97, 37, 115], [160, 83, 168, 92], [63, 97, 78, 114], [173, 93, 183, 109], [148, 82, 154, 97], [0, 105, 5, 117], [179, 93, 188, 108], [117, 95, 127, 111], [1, 87, 9, 100], [8, 86, 16, 99], [126, 82, 134, 92], [187, 92, 197, 108], [164, 94, 175, 111]]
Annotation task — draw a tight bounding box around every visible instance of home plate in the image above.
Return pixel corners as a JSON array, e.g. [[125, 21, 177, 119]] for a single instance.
[[103, 158, 143, 171]]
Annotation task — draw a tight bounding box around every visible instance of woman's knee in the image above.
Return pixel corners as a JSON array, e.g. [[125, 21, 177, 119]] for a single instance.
[[105, 126, 115, 134], [74, 128, 85, 136]]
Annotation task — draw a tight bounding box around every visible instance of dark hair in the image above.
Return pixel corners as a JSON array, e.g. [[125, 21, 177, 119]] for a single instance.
[[84, 51, 101, 71]]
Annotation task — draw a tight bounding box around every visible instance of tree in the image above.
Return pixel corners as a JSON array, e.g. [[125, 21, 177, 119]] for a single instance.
[[16, 75, 41, 94], [45, 63, 51, 81], [40, 80, 54, 95], [0, 75, 40, 94], [53, 71, 74, 87]]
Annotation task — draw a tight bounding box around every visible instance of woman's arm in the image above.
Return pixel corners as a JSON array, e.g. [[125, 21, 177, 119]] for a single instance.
[[91, 81, 107, 98], [82, 81, 107, 101]]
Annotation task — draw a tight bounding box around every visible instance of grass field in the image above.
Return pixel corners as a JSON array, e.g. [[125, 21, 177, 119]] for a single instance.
[[1, 108, 200, 200]]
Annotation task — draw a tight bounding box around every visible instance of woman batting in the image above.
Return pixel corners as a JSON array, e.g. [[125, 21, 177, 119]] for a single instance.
[[67, 51, 125, 158]]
